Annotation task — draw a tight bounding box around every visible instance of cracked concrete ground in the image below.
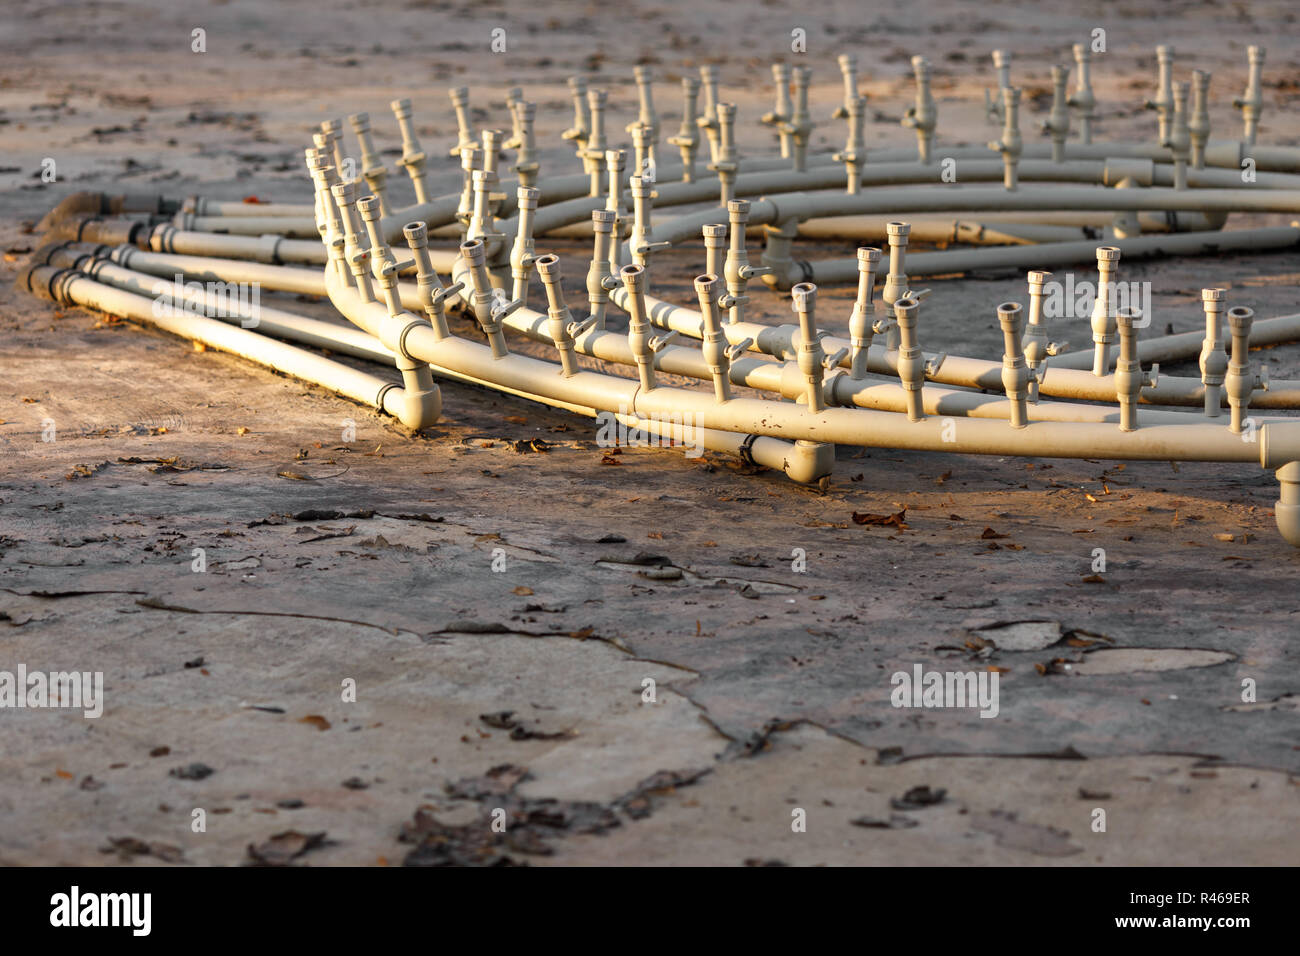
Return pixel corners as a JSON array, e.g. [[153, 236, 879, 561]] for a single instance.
[[2, 0, 1300, 865]]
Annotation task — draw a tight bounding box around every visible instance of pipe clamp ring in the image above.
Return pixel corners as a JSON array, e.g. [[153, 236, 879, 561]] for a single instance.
[[375, 382, 399, 411]]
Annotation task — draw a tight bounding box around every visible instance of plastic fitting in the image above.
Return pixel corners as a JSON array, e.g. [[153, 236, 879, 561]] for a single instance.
[[998, 302, 1031, 428], [1042, 64, 1071, 163], [1199, 287, 1228, 417], [534, 254, 579, 378], [1023, 270, 1065, 404], [1144, 45, 1175, 144], [883, 220, 929, 347], [667, 77, 701, 183], [695, 273, 733, 403], [595, 146, 625, 269], [1224, 305, 1266, 433], [722, 200, 771, 324], [455, 145, 484, 234], [833, 95, 868, 194], [779, 66, 813, 172], [390, 98, 431, 205], [347, 112, 391, 216], [511, 101, 539, 187], [620, 263, 658, 391], [1164, 82, 1192, 189], [989, 87, 1023, 190], [460, 238, 519, 359], [893, 296, 927, 421], [902, 56, 937, 165], [702, 223, 727, 279], [985, 50, 1012, 125], [402, 221, 453, 340], [509, 185, 540, 305], [708, 102, 740, 205], [1068, 44, 1097, 144], [580, 89, 609, 197], [627, 65, 659, 163], [630, 123, 654, 185], [1233, 46, 1265, 146], [1188, 71, 1212, 169], [848, 247, 884, 380], [627, 175, 671, 267], [1114, 307, 1158, 431], [761, 63, 794, 160], [586, 209, 618, 331], [448, 86, 475, 158], [791, 282, 827, 412], [697, 65, 722, 164], [833, 54, 860, 121], [1090, 246, 1121, 376], [330, 183, 374, 302]]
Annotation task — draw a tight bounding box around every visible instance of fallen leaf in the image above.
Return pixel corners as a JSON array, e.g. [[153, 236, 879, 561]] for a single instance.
[[852, 508, 908, 529]]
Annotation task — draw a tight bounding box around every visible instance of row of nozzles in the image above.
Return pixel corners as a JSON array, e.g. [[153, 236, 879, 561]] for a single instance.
[[309, 41, 1272, 238], [985, 44, 1266, 192]]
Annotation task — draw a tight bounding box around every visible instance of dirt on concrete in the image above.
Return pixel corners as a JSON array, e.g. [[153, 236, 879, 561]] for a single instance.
[[2, 0, 1299, 866]]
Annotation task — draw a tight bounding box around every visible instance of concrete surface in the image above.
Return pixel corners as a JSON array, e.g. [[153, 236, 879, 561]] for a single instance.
[[2, 0, 1299, 866]]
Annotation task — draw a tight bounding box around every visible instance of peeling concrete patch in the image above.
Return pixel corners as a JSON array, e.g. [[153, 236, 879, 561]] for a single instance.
[[1072, 648, 1236, 675], [970, 810, 1083, 857], [968, 620, 1062, 651]]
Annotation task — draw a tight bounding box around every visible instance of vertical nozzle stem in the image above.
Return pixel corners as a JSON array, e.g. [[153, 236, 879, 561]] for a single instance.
[[893, 296, 926, 421], [1225, 305, 1257, 433], [668, 77, 701, 183], [587, 209, 617, 330], [1023, 270, 1053, 403], [390, 98, 431, 204], [848, 247, 882, 380], [791, 282, 826, 412], [1235, 46, 1265, 146], [695, 273, 732, 403], [1115, 307, 1149, 432], [347, 112, 391, 216], [998, 302, 1030, 429], [1070, 44, 1096, 144], [461, 238, 510, 359], [1199, 288, 1227, 417], [448, 86, 475, 157], [510, 185, 539, 306], [403, 221, 449, 340], [1090, 246, 1121, 376], [1188, 70, 1212, 169], [620, 263, 657, 392], [698, 65, 722, 164], [535, 254, 578, 378]]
